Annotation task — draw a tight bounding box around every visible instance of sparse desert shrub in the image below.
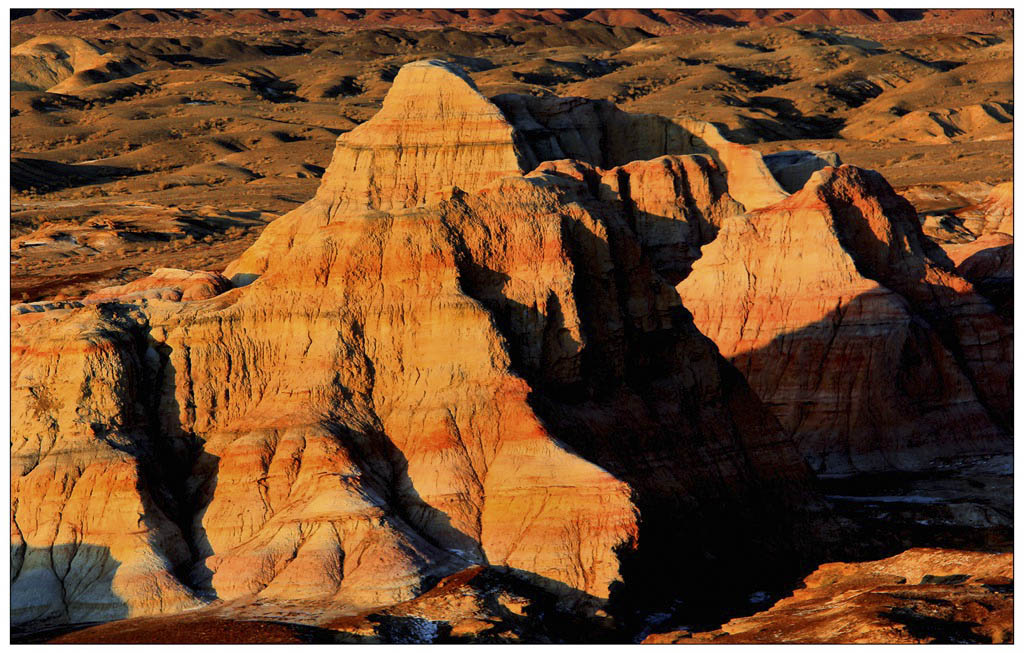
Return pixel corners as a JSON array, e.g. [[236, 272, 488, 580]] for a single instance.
[[195, 117, 228, 131]]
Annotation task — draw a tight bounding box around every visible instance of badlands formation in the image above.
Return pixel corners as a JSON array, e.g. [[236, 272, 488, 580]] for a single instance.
[[11, 56, 1013, 643], [11, 10, 1013, 304]]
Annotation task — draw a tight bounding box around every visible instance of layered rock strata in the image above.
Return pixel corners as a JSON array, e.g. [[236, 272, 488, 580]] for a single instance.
[[956, 182, 1013, 238], [10, 57, 1012, 636], [944, 233, 1013, 318], [316, 60, 525, 214], [493, 93, 788, 210], [11, 60, 833, 629], [11, 304, 203, 626], [226, 60, 784, 283], [677, 165, 1012, 474]]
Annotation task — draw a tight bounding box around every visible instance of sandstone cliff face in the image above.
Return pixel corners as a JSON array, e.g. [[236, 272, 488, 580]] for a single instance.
[[11, 57, 1012, 638], [151, 200, 639, 606], [943, 233, 1013, 319], [11, 305, 202, 626], [493, 93, 787, 211], [956, 182, 1013, 237], [225, 61, 784, 284], [677, 165, 1011, 474], [11, 59, 832, 629], [153, 166, 827, 616], [533, 154, 742, 284], [224, 60, 526, 283]]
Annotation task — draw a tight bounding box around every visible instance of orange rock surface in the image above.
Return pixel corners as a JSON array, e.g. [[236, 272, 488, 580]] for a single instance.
[[84, 268, 232, 303], [9, 58, 1012, 640], [12, 305, 203, 626], [318, 60, 525, 213], [11, 60, 832, 629], [226, 64, 785, 283], [955, 181, 1013, 237], [677, 165, 1011, 473]]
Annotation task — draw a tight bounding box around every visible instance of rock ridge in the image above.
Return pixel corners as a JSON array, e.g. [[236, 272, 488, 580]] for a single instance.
[[10, 59, 1010, 637], [677, 164, 1011, 473], [225, 59, 786, 283]]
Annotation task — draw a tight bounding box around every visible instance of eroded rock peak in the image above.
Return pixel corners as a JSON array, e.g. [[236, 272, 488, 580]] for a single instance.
[[315, 58, 525, 213]]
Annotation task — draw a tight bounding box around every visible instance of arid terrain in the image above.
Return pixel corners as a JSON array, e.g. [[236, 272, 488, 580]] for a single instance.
[[11, 8, 1012, 301], [9, 8, 1013, 645]]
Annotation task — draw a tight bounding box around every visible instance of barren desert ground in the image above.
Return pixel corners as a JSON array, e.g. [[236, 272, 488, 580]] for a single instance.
[[10, 8, 1013, 644]]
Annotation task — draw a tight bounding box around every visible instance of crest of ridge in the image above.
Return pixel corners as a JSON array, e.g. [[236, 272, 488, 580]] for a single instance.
[[226, 59, 794, 283], [315, 59, 526, 212]]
